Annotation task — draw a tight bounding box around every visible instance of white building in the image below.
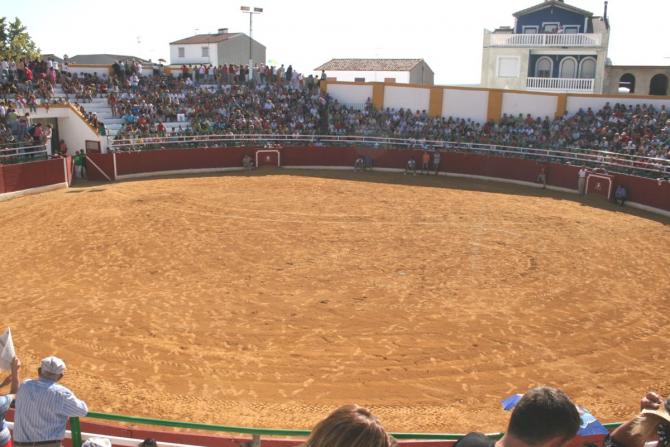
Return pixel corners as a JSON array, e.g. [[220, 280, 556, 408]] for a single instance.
[[315, 59, 434, 85], [480, 0, 610, 94], [169, 28, 266, 66]]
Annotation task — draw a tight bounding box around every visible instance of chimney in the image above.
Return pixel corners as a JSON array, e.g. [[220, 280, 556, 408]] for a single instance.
[[218, 28, 229, 34], [603, 1, 608, 20]]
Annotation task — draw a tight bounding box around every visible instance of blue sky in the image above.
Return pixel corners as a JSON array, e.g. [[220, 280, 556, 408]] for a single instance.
[[4, 0, 669, 84]]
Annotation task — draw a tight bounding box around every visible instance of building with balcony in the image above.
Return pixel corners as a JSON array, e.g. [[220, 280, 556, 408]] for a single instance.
[[480, 0, 610, 94]]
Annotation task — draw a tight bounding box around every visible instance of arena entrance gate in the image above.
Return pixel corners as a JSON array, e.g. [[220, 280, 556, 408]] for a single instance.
[[255, 150, 280, 168]]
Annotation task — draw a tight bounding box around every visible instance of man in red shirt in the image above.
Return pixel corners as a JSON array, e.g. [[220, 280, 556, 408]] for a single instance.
[[421, 151, 430, 174]]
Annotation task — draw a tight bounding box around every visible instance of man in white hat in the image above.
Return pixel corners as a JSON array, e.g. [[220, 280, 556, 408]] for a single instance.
[[13, 356, 88, 447]]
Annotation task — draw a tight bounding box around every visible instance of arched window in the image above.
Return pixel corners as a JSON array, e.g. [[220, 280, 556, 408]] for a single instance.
[[618, 73, 636, 94], [579, 57, 596, 79], [559, 57, 578, 78], [535, 57, 553, 78], [649, 74, 669, 96]]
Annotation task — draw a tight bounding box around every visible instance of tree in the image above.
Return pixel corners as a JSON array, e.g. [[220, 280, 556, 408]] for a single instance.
[[0, 18, 7, 56], [0, 17, 40, 61]]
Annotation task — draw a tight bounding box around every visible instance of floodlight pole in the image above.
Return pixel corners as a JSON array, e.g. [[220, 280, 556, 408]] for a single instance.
[[241, 6, 263, 82]]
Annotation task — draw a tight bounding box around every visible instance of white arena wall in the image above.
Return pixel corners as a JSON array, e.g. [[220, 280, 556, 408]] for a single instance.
[[384, 86, 430, 112], [501, 92, 558, 119], [443, 89, 488, 123], [327, 84, 373, 109], [325, 80, 670, 123]]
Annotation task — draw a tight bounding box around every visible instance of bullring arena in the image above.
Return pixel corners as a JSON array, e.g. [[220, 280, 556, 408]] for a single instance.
[[1, 145, 670, 437]]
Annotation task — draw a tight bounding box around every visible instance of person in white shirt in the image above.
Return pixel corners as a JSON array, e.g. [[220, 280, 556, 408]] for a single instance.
[[13, 356, 88, 447], [578, 167, 588, 195]]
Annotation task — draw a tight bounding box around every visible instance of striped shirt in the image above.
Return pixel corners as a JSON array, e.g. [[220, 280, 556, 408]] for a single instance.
[[0, 395, 12, 446], [13, 378, 88, 443]]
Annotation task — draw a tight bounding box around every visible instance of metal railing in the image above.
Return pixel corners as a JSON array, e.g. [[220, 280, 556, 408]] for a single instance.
[[107, 133, 670, 179], [0, 143, 49, 164], [488, 32, 603, 47], [65, 412, 623, 447], [526, 77, 595, 93]]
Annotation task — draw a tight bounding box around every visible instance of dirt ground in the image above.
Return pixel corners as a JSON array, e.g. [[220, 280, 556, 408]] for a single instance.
[[1, 170, 669, 434]]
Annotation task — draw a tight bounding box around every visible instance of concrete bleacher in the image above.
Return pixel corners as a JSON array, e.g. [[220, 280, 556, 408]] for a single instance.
[[51, 85, 191, 139]]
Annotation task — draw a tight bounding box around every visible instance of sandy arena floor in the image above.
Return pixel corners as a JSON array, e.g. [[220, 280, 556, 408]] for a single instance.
[[1, 170, 669, 433]]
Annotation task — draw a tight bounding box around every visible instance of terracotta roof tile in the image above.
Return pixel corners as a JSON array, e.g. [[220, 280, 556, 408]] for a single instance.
[[170, 33, 240, 45], [314, 58, 426, 72]]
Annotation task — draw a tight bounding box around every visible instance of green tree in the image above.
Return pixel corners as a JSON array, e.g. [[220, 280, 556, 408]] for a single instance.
[[0, 17, 40, 61], [0, 18, 7, 56]]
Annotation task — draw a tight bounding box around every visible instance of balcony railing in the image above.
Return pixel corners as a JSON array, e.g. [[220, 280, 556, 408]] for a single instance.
[[526, 77, 594, 93], [489, 32, 602, 47]]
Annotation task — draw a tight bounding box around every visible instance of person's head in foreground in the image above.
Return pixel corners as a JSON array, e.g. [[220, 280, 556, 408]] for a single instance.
[[302, 404, 396, 447], [504, 387, 581, 447], [38, 356, 66, 382]]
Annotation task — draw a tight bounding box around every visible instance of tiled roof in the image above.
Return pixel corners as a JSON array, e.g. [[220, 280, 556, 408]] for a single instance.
[[69, 54, 150, 65], [513, 0, 593, 18], [170, 33, 240, 45], [314, 58, 425, 72]]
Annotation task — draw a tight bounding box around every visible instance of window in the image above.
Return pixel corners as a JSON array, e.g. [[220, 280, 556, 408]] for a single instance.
[[618, 73, 636, 93], [354, 77, 366, 83], [559, 57, 578, 78], [649, 74, 669, 96], [563, 25, 579, 33], [497, 56, 520, 78], [535, 57, 553, 78], [523, 26, 539, 34], [579, 57, 596, 79], [201, 46, 209, 57], [178, 47, 185, 58], [542, 22, 560, 33]]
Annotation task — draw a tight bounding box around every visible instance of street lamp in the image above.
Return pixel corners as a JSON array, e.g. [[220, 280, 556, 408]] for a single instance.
[[241, 5, 263, 81]]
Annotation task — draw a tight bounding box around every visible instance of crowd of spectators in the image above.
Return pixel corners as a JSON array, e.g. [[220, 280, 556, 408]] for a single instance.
[[102, 69, 669, 164], [1, 56, 669, 171]]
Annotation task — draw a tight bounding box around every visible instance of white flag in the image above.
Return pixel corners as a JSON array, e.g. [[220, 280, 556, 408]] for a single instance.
[[0, 329, 15, 371]]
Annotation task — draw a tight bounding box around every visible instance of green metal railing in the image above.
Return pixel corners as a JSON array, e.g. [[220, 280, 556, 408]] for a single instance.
[[68, 412, 622, 446]]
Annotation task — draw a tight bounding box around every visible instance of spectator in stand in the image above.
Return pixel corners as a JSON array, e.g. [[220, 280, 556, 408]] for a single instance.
[[604, 392, 670, 447], [31, 122, 43, 144], [0, 357, 21, 447], [44, 124, 53, 156], [453, 387, 580, 447], [302, 405, 396, 447], [82, 439, 111, 447], [13, 356, 88, 447]]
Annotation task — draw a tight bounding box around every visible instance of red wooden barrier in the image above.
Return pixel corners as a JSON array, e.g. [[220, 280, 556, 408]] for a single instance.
[[2, 147, 668, 215], [0, 158, 67, 194]]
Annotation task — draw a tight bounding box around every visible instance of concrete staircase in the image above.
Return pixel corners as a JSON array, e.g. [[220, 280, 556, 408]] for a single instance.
[[54, 85, 191, 141]]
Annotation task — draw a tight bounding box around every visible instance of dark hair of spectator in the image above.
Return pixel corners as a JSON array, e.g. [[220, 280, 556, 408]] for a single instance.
[[138, 439, 157, 447], [507, 387, 581, 446], [302, 404, 396, 447]]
